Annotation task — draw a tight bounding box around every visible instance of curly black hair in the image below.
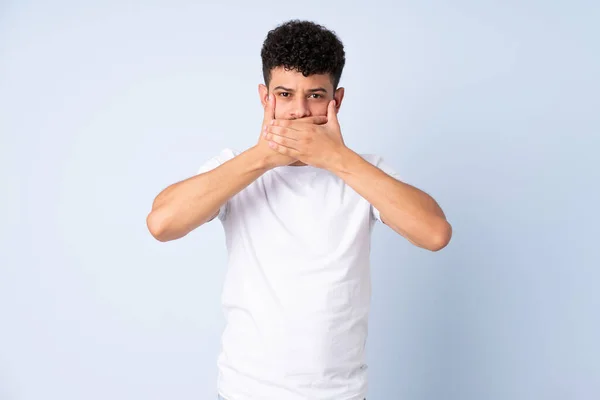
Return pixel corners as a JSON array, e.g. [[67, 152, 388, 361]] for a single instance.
[[261, 20, 346, 90]]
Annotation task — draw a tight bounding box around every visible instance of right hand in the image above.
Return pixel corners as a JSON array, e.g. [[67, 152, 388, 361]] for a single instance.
[[256, 94, 328, 169]]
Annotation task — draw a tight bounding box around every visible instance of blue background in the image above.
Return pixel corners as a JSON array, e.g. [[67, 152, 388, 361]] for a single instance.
[[1, 1, 598, 399]]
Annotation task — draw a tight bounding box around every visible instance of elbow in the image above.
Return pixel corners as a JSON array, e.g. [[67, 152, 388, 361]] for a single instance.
[[146, 209, 174, 242], [428, 219, 452, 252]]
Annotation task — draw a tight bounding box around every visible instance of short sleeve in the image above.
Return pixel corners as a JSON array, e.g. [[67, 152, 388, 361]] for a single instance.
[[362, 154, 402, 223], [196, 148, 237, 222]]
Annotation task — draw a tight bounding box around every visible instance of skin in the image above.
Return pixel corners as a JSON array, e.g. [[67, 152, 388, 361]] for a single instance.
[[146, 66, 452, 251], [261, 67, 452, 251], [258, 67, 345, 166]]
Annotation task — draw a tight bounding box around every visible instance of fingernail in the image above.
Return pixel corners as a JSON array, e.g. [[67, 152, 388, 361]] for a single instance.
[[270, 120, 275, 125]]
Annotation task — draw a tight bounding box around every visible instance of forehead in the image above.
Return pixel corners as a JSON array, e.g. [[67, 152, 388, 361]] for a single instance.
[[269, 67, 333, 90]]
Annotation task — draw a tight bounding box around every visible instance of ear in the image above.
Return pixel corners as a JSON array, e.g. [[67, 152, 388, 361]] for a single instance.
[[333, 87, 345, 113], [258, 84, 269, 108]]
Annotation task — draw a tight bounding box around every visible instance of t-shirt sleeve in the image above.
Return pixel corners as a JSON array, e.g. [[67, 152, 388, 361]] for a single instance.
[[196, 148, 237, 222], [363, 154, 403, 223]]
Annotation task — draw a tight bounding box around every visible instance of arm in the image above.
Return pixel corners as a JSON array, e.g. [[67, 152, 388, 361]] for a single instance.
[[147, 94, 305, 242], [147, 146, 271, 242], [329, 148, 452, 251], [263, 99, 452, 251]]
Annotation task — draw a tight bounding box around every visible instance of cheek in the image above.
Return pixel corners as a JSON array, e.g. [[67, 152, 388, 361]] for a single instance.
[[311, 104, 329, 116], [274, 105, 290, 119]]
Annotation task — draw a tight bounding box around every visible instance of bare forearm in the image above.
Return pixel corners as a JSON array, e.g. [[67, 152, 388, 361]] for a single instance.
[[329, 148, 452, 251], [147, 146, 269, 242]]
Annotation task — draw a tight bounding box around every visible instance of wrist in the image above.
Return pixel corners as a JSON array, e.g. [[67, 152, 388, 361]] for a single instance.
[[249, 145, 275, 172], [325, 146, 359, 175]]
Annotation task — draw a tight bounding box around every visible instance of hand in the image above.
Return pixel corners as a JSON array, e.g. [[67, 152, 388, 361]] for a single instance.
[[255, 95, 328, 169], [255, 94, 296, 168], [263, 100, 346, 170]]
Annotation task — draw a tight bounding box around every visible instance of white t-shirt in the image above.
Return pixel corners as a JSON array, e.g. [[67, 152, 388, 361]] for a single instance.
[[197, 148, 401, 400]]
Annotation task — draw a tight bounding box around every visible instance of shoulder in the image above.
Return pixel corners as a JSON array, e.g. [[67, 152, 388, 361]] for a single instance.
[[197, 148, 240, 174], [357, 153, 401, 179], [212, 147, 240, 162], [357, 153, 384, 166]]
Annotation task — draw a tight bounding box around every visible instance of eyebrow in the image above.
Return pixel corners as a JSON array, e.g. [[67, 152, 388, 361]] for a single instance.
[[273, 86, 328, 94]]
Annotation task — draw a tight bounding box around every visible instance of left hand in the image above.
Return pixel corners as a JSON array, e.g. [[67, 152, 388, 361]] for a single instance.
[[263, 100, 346, 170]]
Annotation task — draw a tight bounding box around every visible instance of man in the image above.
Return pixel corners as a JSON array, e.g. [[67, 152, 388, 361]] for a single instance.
[[147, 19, 451, 400]]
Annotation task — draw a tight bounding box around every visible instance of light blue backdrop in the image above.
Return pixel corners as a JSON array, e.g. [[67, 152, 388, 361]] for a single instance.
[[1, 1, 598, 399]]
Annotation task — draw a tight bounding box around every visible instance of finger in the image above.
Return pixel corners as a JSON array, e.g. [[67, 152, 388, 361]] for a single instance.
[[268, 119, 300, 130], [264, 94, 275, 122], [294, 115, 328, 125], [267, 125, 301, 140], [271, 116, 327, 130], [267, 133, 299, 150], [268, 141, 299, 157], [270, 119, 315, 131], [326, 100, 339, 126]]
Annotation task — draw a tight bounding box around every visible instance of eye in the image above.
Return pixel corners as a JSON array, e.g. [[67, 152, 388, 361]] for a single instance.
[[279, 92, 290, 97], [309, 94, 323, 99]]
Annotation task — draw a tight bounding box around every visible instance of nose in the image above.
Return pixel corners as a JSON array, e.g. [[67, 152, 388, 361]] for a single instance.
[[289, 98, 310, 119]]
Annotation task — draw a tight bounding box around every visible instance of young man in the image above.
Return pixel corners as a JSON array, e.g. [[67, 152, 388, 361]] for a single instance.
[[147, 20, 451, 400]]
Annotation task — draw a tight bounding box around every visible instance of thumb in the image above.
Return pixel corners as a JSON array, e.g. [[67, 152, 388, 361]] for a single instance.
[[264, 94, 276, 122], [327, 99, 339, 126]]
